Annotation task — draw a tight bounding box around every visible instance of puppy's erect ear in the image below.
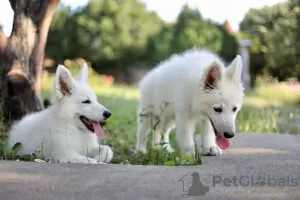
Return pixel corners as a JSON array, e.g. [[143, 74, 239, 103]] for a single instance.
[[54, 64, 75, 100], [75, 63, 89, 82], [202, 61, 222, 90], [226, 55, 243, 84]]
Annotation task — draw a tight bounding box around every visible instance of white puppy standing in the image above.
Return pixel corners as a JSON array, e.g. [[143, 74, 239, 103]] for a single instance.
[[135, 48, 244, 158], [8, 64, 113, 164]]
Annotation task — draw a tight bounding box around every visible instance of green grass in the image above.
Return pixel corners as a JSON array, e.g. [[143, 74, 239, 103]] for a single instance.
[[1, 70, 300, 165]]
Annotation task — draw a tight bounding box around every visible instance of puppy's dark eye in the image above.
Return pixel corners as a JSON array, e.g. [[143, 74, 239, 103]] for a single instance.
[[213, 107, 222, 113], [82, 100, 91, 104], [233, 106, 237, 112]]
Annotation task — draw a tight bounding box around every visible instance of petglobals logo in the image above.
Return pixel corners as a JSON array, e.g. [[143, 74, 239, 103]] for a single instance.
[[212, 175, 299, 187]]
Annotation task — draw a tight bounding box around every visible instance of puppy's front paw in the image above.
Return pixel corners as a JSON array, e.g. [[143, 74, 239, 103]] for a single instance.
[[153, 143, 175, 153], [134, 146, 147, 154], [201, 146, 222, 156], [164, 144, 175, 153], [94, 145, 113, 163]]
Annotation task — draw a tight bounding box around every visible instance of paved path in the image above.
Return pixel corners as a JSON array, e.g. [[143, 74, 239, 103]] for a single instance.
[[1, 133, 300, 200]]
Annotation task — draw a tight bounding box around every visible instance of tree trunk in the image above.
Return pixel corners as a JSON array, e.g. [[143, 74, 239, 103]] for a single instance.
[[0, 0, 60, 126]]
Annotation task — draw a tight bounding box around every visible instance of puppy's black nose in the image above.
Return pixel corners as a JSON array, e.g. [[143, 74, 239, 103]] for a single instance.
[[224, 132, 234, 138], [103, 110, 111, 119]]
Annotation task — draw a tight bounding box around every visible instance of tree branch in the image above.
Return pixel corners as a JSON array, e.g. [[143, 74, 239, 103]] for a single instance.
[[32, 0, 60, 96]]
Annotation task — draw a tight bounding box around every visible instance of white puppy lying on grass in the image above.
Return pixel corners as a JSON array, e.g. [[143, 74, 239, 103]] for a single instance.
[[8, 63, 113, 164]]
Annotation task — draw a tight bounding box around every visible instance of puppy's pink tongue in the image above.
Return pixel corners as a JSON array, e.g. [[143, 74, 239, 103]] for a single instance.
[[216, 134, 230, 150], [91, 121, 105, 140]]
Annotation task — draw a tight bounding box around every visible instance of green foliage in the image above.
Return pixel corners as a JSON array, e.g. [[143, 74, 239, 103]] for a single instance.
[[144, 4, 239, 66], [146, 24, 174, 65], [0, 140, 41, 161], [239, 0, 300, 83], [46, 2, 239, 72], [46, 4, 77, 61], [47, 0, 163, 69], [170, 5, 222, 55], [217, 23, 239, 62]]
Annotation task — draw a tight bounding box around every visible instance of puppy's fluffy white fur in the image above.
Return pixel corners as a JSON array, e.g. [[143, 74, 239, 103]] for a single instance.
[[135, 48, 244, 157], [8, 64, 113, 164]]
